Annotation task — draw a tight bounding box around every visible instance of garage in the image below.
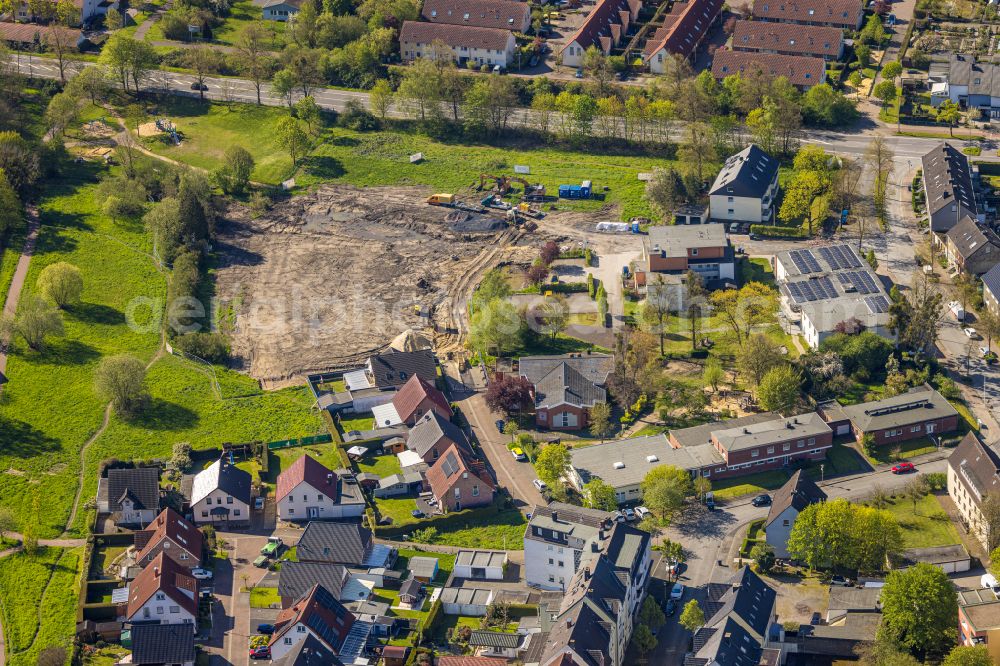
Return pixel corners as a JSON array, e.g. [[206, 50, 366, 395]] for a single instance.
[[896, 544, 971, 574], [453, 550, 508, 581], [440, 587, 494, 616]]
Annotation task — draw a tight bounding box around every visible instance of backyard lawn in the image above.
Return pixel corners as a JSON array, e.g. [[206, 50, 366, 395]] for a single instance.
[[239, 444, 346, 488], [712, 470, 790, 500], [377, 497, 421, 526], [249, 586, 281, 609], [863, 437, 939, 466], [408, 509, 528, 550], [885, 495, 962, 549], [339, 414, 376, 433], [395, 548, 456, 584], [358, 454, 403, 478]]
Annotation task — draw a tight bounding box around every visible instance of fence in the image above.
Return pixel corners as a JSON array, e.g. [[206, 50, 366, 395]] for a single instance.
[[267, 434, 334, 450]]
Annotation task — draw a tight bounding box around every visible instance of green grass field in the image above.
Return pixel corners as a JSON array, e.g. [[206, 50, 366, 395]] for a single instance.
[[408, 509, 527, 550], [885, 494, 962, 549], [358, 454, 402, 478], [143, 98, 686, 220], [249, 586, 281, 608], [712, 470, 789, 500], [395, 548, 456, 584]]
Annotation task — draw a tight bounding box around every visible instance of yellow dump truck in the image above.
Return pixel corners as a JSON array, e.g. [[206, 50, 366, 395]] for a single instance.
[[426, 193, 456, 206]]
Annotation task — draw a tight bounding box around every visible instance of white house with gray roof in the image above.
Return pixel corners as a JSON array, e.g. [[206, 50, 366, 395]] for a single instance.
[[930, 54, 1000, 119], [523, 502, 616, 591], [709, 144, 780, 224], [921, 142, 981, 236], [190, 458, 251, 527]]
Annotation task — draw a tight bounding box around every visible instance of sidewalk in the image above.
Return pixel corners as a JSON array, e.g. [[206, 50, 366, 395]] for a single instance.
[[0, 207, 40, 387]]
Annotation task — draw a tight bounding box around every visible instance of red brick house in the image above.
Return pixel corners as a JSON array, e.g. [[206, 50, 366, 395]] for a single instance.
[[391, 374, 452, 426], [134, 508, 204, 569], [425, 443, 494, 512], [518, 354, 613, 431], [817, 384, 959, 446]]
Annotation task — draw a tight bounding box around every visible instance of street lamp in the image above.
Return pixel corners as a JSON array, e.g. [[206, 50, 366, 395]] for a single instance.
[[820, 464, 825, 483]]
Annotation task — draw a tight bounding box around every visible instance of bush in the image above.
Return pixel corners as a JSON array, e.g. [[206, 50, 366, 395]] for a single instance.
[[173, 331, 229, 363], [749, 224, 808, 238]]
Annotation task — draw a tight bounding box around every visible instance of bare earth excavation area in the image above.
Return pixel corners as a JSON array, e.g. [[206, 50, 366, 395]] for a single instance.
[[214, 185, 506, 385]]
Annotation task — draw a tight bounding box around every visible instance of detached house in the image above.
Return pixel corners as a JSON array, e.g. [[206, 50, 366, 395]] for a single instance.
[[373, 373, 451, 428], [709, 144, 780, 225], [764, 470, 827, 558], [98, 466, 160, 529], [134, 508, 203, 569], [638, 224, 736, 286], [945, 216, 1000, 275], [406, 411, 471, 464], [124, 553, 198, 628], [275, 455, 365, 522], [297, 521, 396, 568], [518, 353, 613, 431], [560, 0, 642, 68], [921, 142, 980, 235], [261, 0, 302, 20], [269, 584, 357, 661], [948, 433, 1000, 552], [426, 443, 495, 512], [190, 457, 251, 527]]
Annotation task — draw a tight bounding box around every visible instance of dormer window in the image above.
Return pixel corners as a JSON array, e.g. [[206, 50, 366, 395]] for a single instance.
[[430, 9, 436, 16]]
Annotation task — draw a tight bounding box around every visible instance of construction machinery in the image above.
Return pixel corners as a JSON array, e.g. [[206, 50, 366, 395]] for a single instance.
[[478, 173, 511, 194], [478, 174, 546, 200], [509, 176, 546, 201]]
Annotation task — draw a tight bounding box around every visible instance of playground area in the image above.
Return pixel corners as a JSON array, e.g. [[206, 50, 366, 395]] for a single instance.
[[138, 118, 181, 145]]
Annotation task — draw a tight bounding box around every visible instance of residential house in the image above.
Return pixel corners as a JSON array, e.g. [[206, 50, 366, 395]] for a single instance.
[[818, 384, 959, 446], [764, 470, 827, 558], [11, 0, 112, 26], [643, 0, 723, 71], [372, 471, 425, 498], [420, 0, 531, 32], [405, 410, 471, 464], [133, 508, 203, 569], [407, 556, 440, 583], [425, 443, 495, 512], [945, 216, 1000, 275], [559, 0, 642, 68], [712, 49, 827, 90], [774, 243, 895, 348], [296, 522, 395, 568], [342, 348, 438, 393], [123, 553, 198, 628], [689, 567, 778, 664], [983, 263, 1000, 314], [948, 432, 1000, 552], [278, 562, 349, 608], [709, 144, 780, 224], [389, 374, 451, 426], [269, 584, 357, 661], [959, 588, 1000, 658], [398, 578, 425, 609], [437, 658, 507, 666], [469, 631, 527, 660], [399, 21, 517, 69], [523, 502, 616, 591], [129, 623, 196, 666], [261, 0, 301, 20], [453, 550, 507, 580], [275, 454, 365, 522], [97, 466, 160, 529], [271, 634, 341, 666], [731, 20, 844, 60], [929, 54, 1000, 120], [518, 353, 613, 431], [189, 457, 251, 527], [633, 224, 735, 291], [751, 0, 865, 29], [921, 142, 980, 235]]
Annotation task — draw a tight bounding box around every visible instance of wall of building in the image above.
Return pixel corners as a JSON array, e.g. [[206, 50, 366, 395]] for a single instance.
[[436, 476, 493, 512], [129, 595, 196, 627], [402, 37, 516, 68], [537, 404, 588, 430], [765, 507, 798, 558], [192, 489, 249, 525], [278, 482, 364, 521], [524, 537, 580, 591], [139, 540, 200, 569], [709, 191, 772, 224], [948, 464, 989, 551], [263, 5, 297, 20], [858, 415, 959, 446]]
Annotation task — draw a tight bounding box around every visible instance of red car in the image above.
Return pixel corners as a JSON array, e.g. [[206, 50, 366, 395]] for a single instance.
[[891, 462, 915, 474], [249, 646, 271, 660]]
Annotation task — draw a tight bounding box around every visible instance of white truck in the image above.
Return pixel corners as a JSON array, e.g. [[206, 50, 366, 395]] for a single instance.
[[949, 300, 966, 322]]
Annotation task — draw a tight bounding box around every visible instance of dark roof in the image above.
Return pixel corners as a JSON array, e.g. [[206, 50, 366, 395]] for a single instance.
[[392, 374, 451, 422], [922, 142, 978, 229], [983, 263, 1000, 301], [469, 630, 521, 648], [705, 567, 776, 637], [519, 353, 613, 387], [709, 144, 780, 199], [407, 411, 471, 459], [838, 384, 958, 433], [948, 432, 1000, 508], [604, 523, 651, 583], [560, 0, 639, 54], [279, 562, 347, 602], [711, 49, 827, 88], [272, 634, 342, 666], [533, 362, 606, 410], [127, 553, 199, 620], [420, 0, 530, 30], [0, 370, 7, 385], [751, 0, 864, 27], [107, 467, 160, 512], [670, 412, 779, 448], [297, 522, 373, 566], [366, 348, 438, 389], [946, 216, 1000, 267], [693, 567, 776, 666], [276, 454, 339, 503], [191, 457, 252, 506], [399, 578, 423, 600], [945, 54, 1000, 99], [643, 0, 723, 58], [130, 623, 196, 665], [271, 584, 356, 652], [765, 470, 826, 527], [731, 20, 842, 58]]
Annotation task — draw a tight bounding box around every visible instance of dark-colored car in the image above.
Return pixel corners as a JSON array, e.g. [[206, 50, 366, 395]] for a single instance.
[[411, 509, 425, 519], [752, 494, 772, 507], [810, 612, 822, 625], [664, 599, 676, 616], [495, 419, 505, 433], [190, 82, 208, 91], [249, 646, 271, 660], [256, 624, 275, 635]]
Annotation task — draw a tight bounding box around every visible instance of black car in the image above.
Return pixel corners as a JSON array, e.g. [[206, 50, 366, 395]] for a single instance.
[[810, 612, 822, 625], [190, 82, 208, 91], [751, 494, 771, 507], [256, 623, 275, 635], [495, 419, 505, 433], [664, 599, 676, 616]]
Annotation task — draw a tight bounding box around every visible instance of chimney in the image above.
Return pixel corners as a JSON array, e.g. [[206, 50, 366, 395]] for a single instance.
[[591, 541, 600, 553], [327, 473, 334, 485], [567, 618, 574, 629], [584, 566, 591, 580], [551, 511, 558, 522], [154, 567, 160, 578]]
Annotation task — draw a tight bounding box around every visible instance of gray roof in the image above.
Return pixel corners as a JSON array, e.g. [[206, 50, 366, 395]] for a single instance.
[[604, 523, 650, 582], [455, 550, 507, 569], [570, 435, 724, 489], [130, 623, 196, 665], [297, 522, 373, 566], [399, 578, 424, 599], [692, 567, 776, 666], [828, 586, 881, 612], [945, 53, 1000, 98], [367, 348, 437, 389], [272, 634, 341, 666], [709, 144, 779, 198], [526, 502, 614, 547], [897, 544, 970, 566], [949, 432, 1000, 507], [764, 470, 826, 527], [107, 467, 160, 512], [406, 411, 470, 459], [982, 263, 1000, 301], [647, 224, 728, 259], [838, 384, 957, 433], [922, 142, 978, 228], [712, 413, 831, 452], [808, 612, 881, 642], [946, 216, 1000, 266], [407, 556, 439, 579], [439, 587, 494, 605], [533, 361, 606, 409], [278, 562, 347, 602], [377, 471, 424, 488], [670, 413, 778, 448], [191, 458, 252, 506], [518, 353, 613, 387], [469, 630, 522, 648]]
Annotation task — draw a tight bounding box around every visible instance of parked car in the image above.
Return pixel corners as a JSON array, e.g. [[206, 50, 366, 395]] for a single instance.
[[623, 508, 637, 521], [982, 573, 1000, 596], [670, 583, 685, 600], [256, 624, 275, 635], [830, 575, 852, 587], [260, 536, 283, 557], [511, 447, 528, 461], [751, 494, 772, 507], [810, 612, 822, 625], [253, 496, 265, 511], [533, 478, 547, 491], [190, 568, 213, 580], [191, 82, 208, 91], [965, 327, 979, 339], [635, 506, 650, 519], [891, 462, 915, 474], [249, 646, 271, 660], [575, 68, 583, 78], [495, 419, 505, 433], [253, 555, 270, 568], [614, 511, 626, 523], [666, 561, 681, 577], [664, 599, 677, 616], [411, 509, 425, 518]]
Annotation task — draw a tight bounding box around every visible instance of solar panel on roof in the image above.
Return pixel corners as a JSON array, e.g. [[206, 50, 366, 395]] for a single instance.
[[441, 453, 459, 477], [788, 250, 811, 274], [818, 246, 840, 270], [865, 295, 890, 314], [836, 245, 862, 268]]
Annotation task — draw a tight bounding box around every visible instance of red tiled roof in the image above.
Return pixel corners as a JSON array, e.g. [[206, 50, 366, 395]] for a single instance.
[[560, 0, 639, 54], [275, 454, 338, 503], [643, 0, 723, 59], [0, 21, 80, 44], [711, 48, 826, 87], [392, 374, 451, 423], [135, 508, 204, 563], [399, 20, 514, 52], [731, 19, 842, 58], [271, 584, 355, 652], [437, 658, 508, 666], [751, 0, 863, 27], [425, 443, 495, 498], [421, 0, 530, 30], [126, 553, 198, 620]]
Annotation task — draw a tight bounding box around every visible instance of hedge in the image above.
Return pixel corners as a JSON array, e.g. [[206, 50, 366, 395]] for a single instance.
[[422, 599, 444, 641], [750, 224, 808, 238], [974, 161, 1000, 176]]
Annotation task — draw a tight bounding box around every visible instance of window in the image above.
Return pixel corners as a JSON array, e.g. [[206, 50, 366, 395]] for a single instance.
[[783, 519, 790, 526], [783, 443, 790, 451], [180, 553, 189, 560], [318, 495, 323, 501], [297, 626, 306, 633], [155, 593, 165, 601], [807, 438, 815, 445], [558, 561, 565, 567], [691, 248, 699, 256], [201, 511, 208, 517], [549, 558, 554, 565], [227, 496, 234, 504], [170, 606, 180, 614], [549, 575, 556, 582], [206, 498, 212, 505], [727, 209, 735, 216], [472, 485, 480, 497], [234, 509, 241, 516], [455, 488, 461, 498], [912, 425, 922, 433], [284, 638, 293, 645], [157, 607, 164, 614], [751, 449, 759, 458], [767, 446, 774, 454], [797, 441, 805, 448], [727, 196, 734, 203], [289, 508, 295, 515]]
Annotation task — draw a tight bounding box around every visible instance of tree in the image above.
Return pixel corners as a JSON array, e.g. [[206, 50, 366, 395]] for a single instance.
[[540, 240, 560, 266], [0, 131, 41, 196], [45, 0, 80, 83], [463, 75, 519, 137], [277, 117, 309, 167], [583, 478, 618, 511], [271, 69, 298, 107], [710, 282, 777, 346], [640, 273, 675, 355], [787, 499, 901, 572], [632, 624, 657, 662], [639, 596, 665, 629], [936, 100, 961, 136], [902, 476, 929, 513], [694, 476, 711, 502], [881, 60, 902, 80], [176, 173, 212, 245], [215, 145, 255, 194], [750, 542, 776, 573], [757, 365, 800, 412], [879, 562, 958, 658], [236, 22, 273, 105], [855, 639, 922, 666], [95, 354, 148, 417], [873, 80, 897, 106], [679, 599, 705, 633], [470, 299, 523, 357], [589, 402, 613, 441], [536, 296, 567, 338], [678, 121, 716, 184], [65, 66, 110, 106], [738, 334, 784, 389], [129, 38, 158, 96], [703, 357, 724, 393], [644, 168, 683, 222], [640, 465, 692, 521], [183, 46, 223, 100], [685, 270, 706, 351], [0, 507, 14, 540], [0, 169, 21, 239], [45, 92, 79, 137], [37, 647, 67, 666], [105, 5, 123, 29], [942, 645, 993, 666], [526, 261, 548, 286], [779, 170, 824, 234], [294, 95, 323, 136], [484, 374, 532, 414], [4, 296, 63, 351], [37, 262, 83, 308], [369, 79, 393, 121], [986, 493, 1000, 552], [535, 444, 571, 487]]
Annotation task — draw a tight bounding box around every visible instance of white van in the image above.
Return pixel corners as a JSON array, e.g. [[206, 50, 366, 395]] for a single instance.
[[981, 573, 1000, 596]]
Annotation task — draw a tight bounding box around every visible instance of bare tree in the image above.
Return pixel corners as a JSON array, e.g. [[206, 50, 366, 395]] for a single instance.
[[864, 136, 895, 228], [236, 22, 273, 105]]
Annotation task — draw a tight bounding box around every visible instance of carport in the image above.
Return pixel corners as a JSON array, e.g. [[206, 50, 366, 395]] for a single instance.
[[440, 587, 494, 615]]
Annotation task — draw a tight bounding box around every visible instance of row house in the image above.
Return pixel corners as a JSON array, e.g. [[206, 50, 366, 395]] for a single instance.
[[921, 142, 980, 236], [560, 0, 642, 68], [643, 0, 723, 71], [948, 432, 1000, 553], [731, 20, 844, 60], [399, 21, 517, 69], [420, 0, 531, 33], [817, 384, 959, 447], [712, 48, 827, 90], [751, 0, 865, 29], [945, 216, 1000, 276]]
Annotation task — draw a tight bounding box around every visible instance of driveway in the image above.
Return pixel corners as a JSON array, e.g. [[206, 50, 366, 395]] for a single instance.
[[459, 392, 545, 512], [206, 532, 271, 666]]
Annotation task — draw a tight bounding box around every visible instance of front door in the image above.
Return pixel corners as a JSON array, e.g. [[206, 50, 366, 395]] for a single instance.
[[308, 507, 320, 519]]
